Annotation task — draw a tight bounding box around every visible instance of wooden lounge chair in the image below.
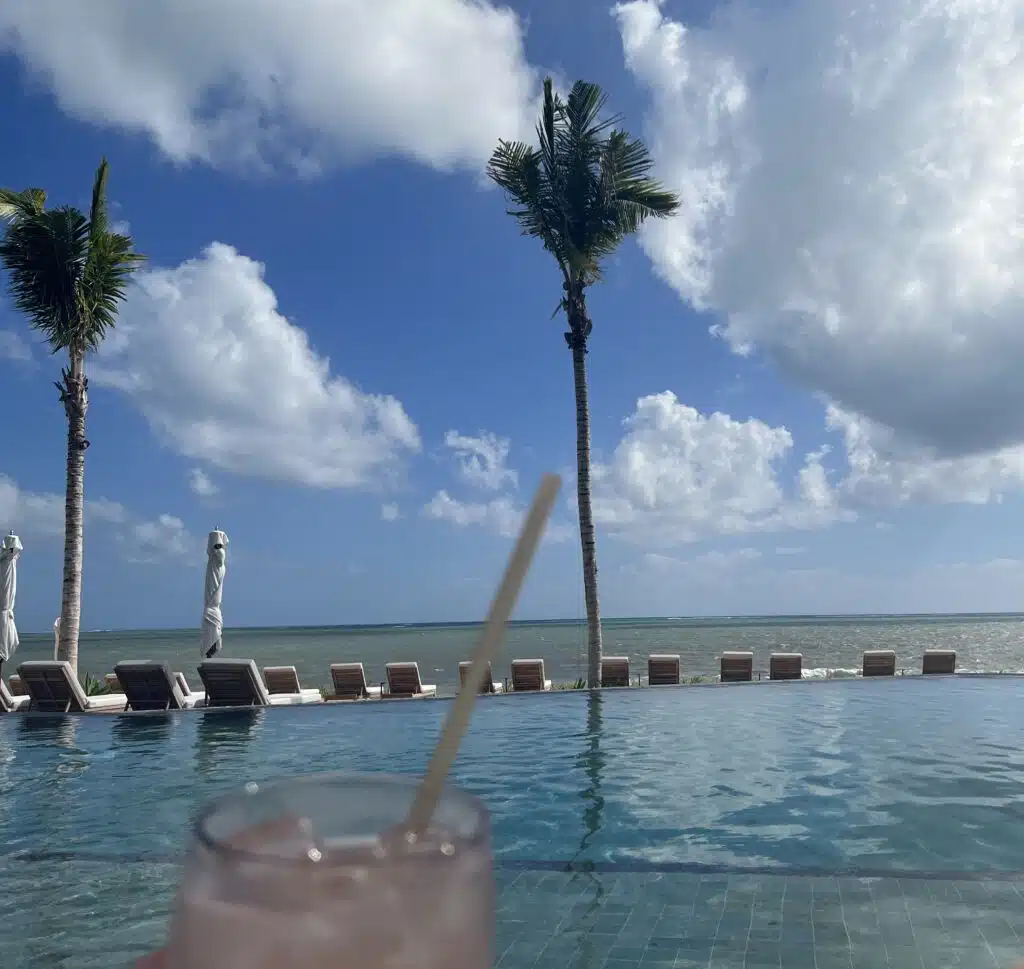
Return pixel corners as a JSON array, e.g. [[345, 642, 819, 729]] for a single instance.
[[198, 659, 322, 707], [17, 661, 128, 713], [922, 650, 956, 675], [0, 679, 29, 712], [329, 663, 382, 700], [114, 661, 204, 711], [510, 659, 552, 692], [385, 662, 437, 698], [720, 651, 753, 683], [458, 661, 504, 694], [263, 666, 313, 695], [647, 654, 681, 685], [770, 653, 802, 680], [862, 650, 896, 677], [601, 656, 631, 687]]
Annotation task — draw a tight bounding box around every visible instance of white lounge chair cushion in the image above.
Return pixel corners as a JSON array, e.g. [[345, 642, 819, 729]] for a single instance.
[[267, 688, 322, 706], [87, 692, 130, 711], [0, 680, 29, 712]]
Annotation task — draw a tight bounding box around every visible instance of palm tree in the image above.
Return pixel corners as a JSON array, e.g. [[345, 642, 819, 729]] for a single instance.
[[0, 160, 145, 675], [488, 80, 680, 687]]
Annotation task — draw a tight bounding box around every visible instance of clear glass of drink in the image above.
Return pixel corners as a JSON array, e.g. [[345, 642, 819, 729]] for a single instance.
[[166, 772, 494, 969]]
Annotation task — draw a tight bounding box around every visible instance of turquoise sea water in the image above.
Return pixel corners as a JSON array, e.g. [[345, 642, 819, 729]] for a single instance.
[[2, 677, 1024, 966], [11, 613, 1024, 694]]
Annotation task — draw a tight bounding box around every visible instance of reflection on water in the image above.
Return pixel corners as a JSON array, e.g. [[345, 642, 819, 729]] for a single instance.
[[20, 715, 87, 776], [195, 708, 263, 776], [19, 714, 78, 746], [575, 690, 605, 860], [573, 689, 607, 955], [112, 713, 173, 746], [2, 679, 1024, 873]]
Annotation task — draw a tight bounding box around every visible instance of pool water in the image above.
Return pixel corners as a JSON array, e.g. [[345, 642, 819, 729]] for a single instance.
[[3, 677, 1024, 967]]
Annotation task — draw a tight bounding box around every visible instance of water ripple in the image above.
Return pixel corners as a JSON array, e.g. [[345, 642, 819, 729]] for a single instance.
[[4, 678, 1024, 964]]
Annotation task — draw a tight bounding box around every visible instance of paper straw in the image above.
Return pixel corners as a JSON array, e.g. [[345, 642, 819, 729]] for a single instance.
[[405, 473, 561, 835]]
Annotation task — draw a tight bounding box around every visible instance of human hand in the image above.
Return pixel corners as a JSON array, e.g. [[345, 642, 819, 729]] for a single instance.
[[134, 952, 166, 968]]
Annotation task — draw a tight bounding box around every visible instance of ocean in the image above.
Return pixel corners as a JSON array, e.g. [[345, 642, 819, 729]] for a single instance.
[[10, 614, 1024, 694]]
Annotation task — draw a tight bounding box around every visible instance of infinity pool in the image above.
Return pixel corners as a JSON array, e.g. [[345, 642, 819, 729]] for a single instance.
[[3, 677, 1024, 967]]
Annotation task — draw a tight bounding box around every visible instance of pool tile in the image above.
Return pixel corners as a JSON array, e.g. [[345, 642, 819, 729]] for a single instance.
[[977, 920, 1018, 946], [882, 944, 924, 968], [609, 945, 650, 961], [15, 856, 1024, 968], [811, 948, 854, 969], [673, 958, 710, 969], [945, 951, 998, 969]]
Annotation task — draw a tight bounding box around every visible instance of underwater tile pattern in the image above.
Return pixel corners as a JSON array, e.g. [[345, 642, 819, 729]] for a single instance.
[[2, 857, 1024, 966], [494, 869, 1024, 969]]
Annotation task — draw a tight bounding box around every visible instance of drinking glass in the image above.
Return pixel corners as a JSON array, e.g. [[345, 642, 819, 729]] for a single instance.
[[166, 772, 494, 969]]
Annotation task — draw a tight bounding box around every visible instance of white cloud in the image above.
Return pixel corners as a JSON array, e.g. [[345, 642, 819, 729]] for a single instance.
[[592, 389, 1024, 544], [188, 468, 219, 499], [0, 475, 64, 538], [422, 490, 572, 542], [422, 490, 523, 538], [0, 0, 537, 174], [591, 391, 848, 546], [0, 330, 32, 362], [425, 428, 571, 540], [442, 430, 518, 491], [87, 498, 129, 525], [93, 243, 420, 489], [124, 513, 198, 564], [828, 405, 1024, 506], [380, 503, 400, 521], [637, 547, 761, 572], [0, 473, 196, 563], [616, 0, 1024, 474]]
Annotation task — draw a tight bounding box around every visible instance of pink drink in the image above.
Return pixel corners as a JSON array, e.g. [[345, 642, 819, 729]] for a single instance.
[[166, 773, 494, 969]]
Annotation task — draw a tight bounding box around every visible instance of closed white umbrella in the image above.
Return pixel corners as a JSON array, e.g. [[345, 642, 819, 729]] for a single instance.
[[200, 529, 229, 658], [0, 533, 23, 671]]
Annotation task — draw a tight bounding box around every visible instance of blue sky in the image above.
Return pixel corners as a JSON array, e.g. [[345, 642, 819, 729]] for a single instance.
[[2, 0, 1024, 631]]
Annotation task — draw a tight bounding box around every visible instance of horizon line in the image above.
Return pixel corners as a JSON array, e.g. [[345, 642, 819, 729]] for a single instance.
[[17, 610, 1024, 637]]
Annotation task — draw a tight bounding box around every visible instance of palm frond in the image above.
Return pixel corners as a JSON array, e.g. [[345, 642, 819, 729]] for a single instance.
[[487, 138, 567, 270], [0, 206, 89, 347], [0, 187, 46, 223], [88, 158, 110, 242], [0, 161, 144, 353], [563, 81, 618, 143], [81, 231, 145, 349]]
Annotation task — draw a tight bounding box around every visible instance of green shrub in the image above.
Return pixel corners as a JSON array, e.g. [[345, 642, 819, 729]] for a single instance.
[[80, 673, 111, 696]]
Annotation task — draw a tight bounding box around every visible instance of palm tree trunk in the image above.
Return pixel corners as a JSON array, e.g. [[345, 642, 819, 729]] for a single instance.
[[571, 340, 603, 687], [57, 349, 88, 676]]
